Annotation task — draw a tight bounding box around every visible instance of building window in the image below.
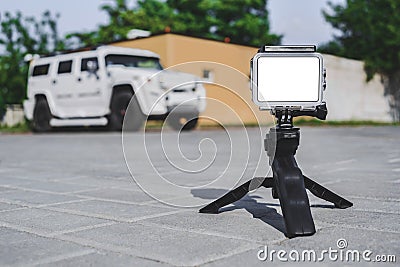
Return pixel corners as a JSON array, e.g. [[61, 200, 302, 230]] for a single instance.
[[203, 69, 214, 81]]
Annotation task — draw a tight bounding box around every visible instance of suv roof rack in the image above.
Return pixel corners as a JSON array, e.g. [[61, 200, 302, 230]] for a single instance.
[[39, 45, 101, 58]]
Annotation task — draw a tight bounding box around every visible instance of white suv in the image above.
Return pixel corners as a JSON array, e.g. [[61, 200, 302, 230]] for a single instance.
[[23, 46, 206, 132]]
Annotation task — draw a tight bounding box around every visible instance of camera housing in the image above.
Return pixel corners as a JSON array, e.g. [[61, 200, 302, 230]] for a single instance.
[[251, 45, 325, 111]]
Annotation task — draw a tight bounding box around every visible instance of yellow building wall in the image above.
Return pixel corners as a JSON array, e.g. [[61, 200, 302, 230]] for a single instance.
[[114, 34, 274, 126]]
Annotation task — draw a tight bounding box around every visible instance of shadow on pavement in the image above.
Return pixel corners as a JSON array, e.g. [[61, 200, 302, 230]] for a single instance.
[[310, 204, 336, 209], [51, 126, 109, 133], [191, 188, 286, 235]]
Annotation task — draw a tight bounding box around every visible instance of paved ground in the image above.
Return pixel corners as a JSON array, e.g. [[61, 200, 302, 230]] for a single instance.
[[0, 126, 399, 266]]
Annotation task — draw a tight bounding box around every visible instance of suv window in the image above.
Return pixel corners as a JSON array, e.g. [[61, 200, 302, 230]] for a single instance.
[[32, 64, 50, 76], [57, 60, 73, 74], [105, 54, 162, 70], [81, 57, 99, 71]]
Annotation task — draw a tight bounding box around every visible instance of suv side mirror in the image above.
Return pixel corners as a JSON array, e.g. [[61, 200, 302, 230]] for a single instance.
[[86, 60, 98, 73]]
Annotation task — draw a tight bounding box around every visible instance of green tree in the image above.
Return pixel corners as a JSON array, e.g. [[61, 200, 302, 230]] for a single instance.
[[168, 0, 281, 46], [0, 11, 64, 115], [322, 0, 400, 121], [67, 0, 178, 46], [68, 0, 281, 47]]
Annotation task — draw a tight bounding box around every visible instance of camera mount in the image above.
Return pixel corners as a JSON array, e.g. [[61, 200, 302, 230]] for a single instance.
[[199, 46, 352, 238]]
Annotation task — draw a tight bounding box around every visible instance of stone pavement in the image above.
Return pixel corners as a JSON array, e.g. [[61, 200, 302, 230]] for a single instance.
[[0, 127, 399, 266]]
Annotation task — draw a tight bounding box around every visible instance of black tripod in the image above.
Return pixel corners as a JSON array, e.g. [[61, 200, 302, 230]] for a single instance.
[[199, 104, 353, 238]]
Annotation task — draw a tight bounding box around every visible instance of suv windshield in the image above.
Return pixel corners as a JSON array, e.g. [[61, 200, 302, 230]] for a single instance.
[[105, 54, 162, 70]]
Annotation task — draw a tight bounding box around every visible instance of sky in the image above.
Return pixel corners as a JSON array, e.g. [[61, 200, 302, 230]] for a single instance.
[[0, 0, 346, 46]]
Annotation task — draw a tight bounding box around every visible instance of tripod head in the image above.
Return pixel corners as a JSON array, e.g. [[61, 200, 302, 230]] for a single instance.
[[274, 103, 328, 129]]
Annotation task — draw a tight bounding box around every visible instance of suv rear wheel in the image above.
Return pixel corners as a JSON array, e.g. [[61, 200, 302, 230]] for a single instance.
[[108, 92, 145, 131], [32, 98, 52, 132]]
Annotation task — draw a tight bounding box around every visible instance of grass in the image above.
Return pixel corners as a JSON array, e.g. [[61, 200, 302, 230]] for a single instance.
[[0, 121, 31, 133], [293, 118, 400, 127], [0, 119, 398, 134]]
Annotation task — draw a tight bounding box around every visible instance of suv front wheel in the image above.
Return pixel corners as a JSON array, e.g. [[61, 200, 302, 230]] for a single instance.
[[32, 98, 52, 132], [108, 92, 145, 131], [167, 113, 199, 131]]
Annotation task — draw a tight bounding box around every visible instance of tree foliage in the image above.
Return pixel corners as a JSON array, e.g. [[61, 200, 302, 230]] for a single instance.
[[321, 0, 400, 120], [0, 11, 64, 114], [68, 0, 281, 47], [168, 0, 281, 45]]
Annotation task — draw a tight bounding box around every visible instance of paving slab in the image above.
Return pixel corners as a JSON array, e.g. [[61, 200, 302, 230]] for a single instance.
[[0, 186, 18, 193], [0, 176, 36, 187], [0, 227, 94, 266], [74, 187, 175, 204], [49, 199, 180, 222], [312, 208, 400, 233], [0, 202, 24, 212], [39, 251, 168, 267], [140, 209, 285, 243], [0, 190, 82, 206], [205, 226, 400, 266], [62, 176, 134, 189], [66, 222, 259, 266], [0, 208, 111, 234], [13, 180, 97, 194]]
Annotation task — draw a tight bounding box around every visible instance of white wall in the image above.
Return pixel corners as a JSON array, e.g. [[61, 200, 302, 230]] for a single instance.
[[323, 54, 392, 122], [1, 105, 25, 127]]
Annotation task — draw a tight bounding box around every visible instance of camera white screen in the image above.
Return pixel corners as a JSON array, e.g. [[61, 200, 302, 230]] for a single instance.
[[257, 56, 320, 103]]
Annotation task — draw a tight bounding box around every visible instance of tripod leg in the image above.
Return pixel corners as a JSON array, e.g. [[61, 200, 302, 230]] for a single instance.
[[261, 177, 274, 188], [199, 177, 273, 214], [303, 176, 353, 209], [261, 178, 279, 199]]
